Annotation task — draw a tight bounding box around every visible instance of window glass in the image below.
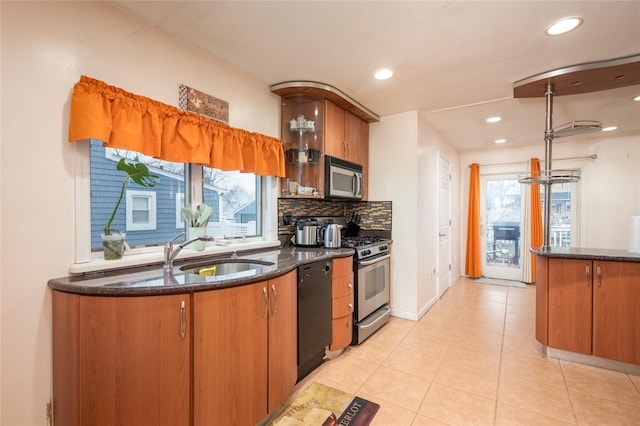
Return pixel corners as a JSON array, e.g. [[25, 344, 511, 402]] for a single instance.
[[90, 140, 185, 250], [202, 166, 261, 238], [89, 140, 262, 252], [541, 182, 575, 247]]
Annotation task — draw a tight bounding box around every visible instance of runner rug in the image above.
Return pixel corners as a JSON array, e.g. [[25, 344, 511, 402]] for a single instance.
[[269, 382, 380, 425]]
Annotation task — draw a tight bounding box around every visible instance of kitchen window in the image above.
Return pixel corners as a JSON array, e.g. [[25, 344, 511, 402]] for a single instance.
[[80, 139, 267, 264]]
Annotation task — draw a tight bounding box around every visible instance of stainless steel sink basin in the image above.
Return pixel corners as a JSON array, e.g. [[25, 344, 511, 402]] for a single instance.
[[180, 259, 275, 276]]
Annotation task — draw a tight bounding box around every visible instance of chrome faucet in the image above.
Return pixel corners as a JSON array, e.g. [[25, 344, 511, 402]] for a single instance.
[[163, 231, 214, 270]]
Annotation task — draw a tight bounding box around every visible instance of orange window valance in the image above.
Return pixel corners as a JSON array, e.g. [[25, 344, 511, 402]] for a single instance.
[[68, 75, 285, 177]]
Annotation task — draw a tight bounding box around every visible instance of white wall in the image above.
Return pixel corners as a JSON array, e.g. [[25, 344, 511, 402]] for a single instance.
[[458, 134, 640, 274], [369, 111, 461, 320], [0, 2, 280, 424]]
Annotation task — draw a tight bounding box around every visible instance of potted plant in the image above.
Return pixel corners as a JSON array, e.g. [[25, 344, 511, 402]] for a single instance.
[[181, 202, 213, 251], [102, 158, 159, 260]]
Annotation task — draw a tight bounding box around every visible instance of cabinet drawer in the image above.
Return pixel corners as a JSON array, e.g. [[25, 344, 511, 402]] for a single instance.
[[332, 294, 354, 318], [332, 275, 354, 298], [332, 257, 353, 278], [329, 315, 353, 352]]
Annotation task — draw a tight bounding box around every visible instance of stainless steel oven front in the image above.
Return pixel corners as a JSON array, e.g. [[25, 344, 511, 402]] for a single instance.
[[356, 253, 390, 322]]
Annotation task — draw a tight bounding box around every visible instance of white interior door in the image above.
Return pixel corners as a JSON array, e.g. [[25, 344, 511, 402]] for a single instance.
[[438, 155, 451, 297], [480, 174, 522, 281]]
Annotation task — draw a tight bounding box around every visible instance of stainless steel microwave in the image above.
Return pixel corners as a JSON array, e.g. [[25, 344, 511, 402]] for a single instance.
[[324, 155, 363, 199]]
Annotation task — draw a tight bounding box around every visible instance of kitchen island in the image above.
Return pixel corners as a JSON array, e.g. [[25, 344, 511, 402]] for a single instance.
[[532, 246, 640, 374]]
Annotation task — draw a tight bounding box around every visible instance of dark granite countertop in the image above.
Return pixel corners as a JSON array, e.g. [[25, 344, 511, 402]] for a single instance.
[[48, 246, 355, 296], [531, 246, 640, 263]]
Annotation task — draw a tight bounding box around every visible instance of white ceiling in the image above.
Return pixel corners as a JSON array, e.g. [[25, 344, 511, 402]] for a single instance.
[[111, 1, 640, 152]]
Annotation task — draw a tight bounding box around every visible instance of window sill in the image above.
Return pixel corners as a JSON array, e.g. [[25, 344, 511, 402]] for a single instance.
[[69, 239, 281, 275]]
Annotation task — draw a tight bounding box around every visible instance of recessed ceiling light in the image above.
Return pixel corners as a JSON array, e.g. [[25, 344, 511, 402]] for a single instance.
[[545, 16, 584, 36], [494, 139, 507, 144], [486, 116, 501, 123], [374, 69, 394, 80], [602, 126, 618, 132], [634, 95, 640, 101]]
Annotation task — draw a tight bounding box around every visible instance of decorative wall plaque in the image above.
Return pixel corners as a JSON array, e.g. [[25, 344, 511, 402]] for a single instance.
[[179, 84, 229, 124]]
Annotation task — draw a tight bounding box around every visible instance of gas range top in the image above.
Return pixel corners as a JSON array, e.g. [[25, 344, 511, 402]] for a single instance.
[[342, 237, 391, 261]]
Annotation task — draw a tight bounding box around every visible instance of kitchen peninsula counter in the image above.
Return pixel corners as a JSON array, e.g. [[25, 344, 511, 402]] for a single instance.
[[532, 246, 640, 373], [48, 245, 354, 296]]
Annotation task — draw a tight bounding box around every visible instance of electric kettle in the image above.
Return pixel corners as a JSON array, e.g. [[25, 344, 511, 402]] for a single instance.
[[294, 218, 322, 247], [323, 224, 343, 249]]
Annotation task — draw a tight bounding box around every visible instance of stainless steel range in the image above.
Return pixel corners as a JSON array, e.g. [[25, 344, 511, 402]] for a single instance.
[[343, 237, 391, 344]]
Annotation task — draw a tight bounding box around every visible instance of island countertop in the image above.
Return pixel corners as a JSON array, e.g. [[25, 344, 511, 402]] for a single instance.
[[530, 246, 640, 263], [48, 245, 355, 296]]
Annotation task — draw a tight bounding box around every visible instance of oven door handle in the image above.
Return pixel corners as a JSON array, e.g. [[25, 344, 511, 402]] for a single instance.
[[358, 254, 391, 266]]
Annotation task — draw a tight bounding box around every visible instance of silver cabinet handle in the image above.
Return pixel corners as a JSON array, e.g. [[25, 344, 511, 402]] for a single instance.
[[348, 303, 353, 313], [586, 265, 590, 287], [271, 284, 279, 317], [347, 283, 353, 289], [262, 287, 268, 320], [180, 300, 186, 340], [596, 265, 602, 287]]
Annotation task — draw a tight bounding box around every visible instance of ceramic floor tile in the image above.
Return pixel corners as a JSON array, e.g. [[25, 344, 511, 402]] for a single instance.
[[410, 414, 449, 425], [570, 390, 640, 425], [458, 315, 505, 336], [397, 329, 451, 359], [500, 352, 565, 387], [501, 331, 546, 358], [314, 353, 378, 389], [382, 345, 443, 380], [367, 320, 411, 346], [387, 316, 417, 331], [357, 393, 417, 426], [495, 402, 577, 425], [434, 355, 499, 399], [343, 336, 397, 364], [561, 362, 640, 407], [498, 370, 576, 423], [359, 366, 431, 412], [418, 382, 496, 425]]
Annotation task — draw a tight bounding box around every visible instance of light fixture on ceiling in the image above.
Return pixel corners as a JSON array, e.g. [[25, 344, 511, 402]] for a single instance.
[[374, 69, 394, 80], [486, 116, 501, 123], [602, 126, 618, 132], [545, 16, 584, 36], [494, 139, 507, 144], [634, 95, 640, 101]]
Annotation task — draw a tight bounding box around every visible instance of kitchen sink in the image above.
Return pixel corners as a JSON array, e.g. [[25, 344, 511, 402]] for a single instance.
[[180, 259, 275, 276]]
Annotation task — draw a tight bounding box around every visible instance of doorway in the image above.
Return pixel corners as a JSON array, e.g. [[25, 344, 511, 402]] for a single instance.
[[480, 174, 522, 281], [438, 155, 451, 297]]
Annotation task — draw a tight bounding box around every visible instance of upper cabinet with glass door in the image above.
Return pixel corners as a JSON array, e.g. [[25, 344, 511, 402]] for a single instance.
[[271, 81, 379, 200]]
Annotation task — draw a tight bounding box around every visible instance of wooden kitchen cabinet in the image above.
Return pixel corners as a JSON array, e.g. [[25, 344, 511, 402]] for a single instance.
[[52, 291, 191, 426], [325, 99, 369, 200], [592, 260, 640, 364], [541, 256, 640, 365], [547, 258, 592, 355], [329, 256, 354, 351], [194, 270, 297, 425]]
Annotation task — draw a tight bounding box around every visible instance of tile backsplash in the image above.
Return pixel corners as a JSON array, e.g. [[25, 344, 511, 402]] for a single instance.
[[278, 198, 392, 241]]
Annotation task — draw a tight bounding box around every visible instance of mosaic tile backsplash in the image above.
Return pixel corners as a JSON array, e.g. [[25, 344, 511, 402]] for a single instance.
[[278, 198, 392, 240]]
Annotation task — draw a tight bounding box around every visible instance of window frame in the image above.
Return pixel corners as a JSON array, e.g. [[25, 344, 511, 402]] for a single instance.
[[125, 190, 157, 231], [73, 140, 279, 269]]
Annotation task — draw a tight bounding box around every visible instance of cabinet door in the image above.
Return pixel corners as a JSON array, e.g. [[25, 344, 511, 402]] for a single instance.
[[593, 261, 640, 364], [79, 294, 191, 426], [548, 258, 592, 355], [194, 282, 268, 426], [268, 271, 298, 413], [325, 99, 346, 159], [330, 316, 353, 352]]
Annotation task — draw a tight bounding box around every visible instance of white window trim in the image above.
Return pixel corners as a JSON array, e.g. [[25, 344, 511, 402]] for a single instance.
[[176, 193, 185, 228], [126, 190, 157, 231], [72, 140, 279, 273]]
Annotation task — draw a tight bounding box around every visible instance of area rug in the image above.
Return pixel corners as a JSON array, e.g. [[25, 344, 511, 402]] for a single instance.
[[475, 277, 527, 288], [269, 382, 380, 425]]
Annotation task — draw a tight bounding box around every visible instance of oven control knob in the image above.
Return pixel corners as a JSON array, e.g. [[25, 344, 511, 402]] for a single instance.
[[380, 245, 388, 251]]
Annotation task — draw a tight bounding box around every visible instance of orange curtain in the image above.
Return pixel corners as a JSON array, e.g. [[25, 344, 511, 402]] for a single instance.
[[465, 163, 482, 278], [530, 158, 543, 282], [68, 76, 285, 177]]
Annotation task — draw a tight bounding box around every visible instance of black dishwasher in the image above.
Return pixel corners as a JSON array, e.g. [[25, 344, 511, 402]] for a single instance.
[[297, 260, 332, 381]]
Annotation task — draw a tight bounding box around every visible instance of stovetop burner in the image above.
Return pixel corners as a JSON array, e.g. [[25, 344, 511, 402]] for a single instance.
[[342, 236, 389, 249]]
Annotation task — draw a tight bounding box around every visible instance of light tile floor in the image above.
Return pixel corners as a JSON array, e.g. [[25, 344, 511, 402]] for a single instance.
[[296, 277, 640, 425]]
